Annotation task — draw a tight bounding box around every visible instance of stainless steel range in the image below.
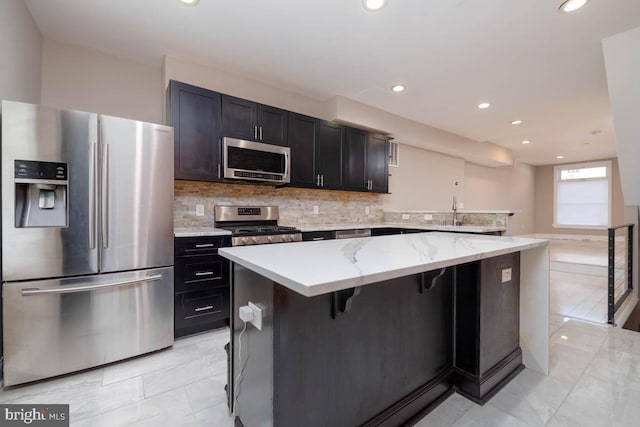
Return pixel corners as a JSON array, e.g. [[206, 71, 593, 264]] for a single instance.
[[214, 206, 302, 246]]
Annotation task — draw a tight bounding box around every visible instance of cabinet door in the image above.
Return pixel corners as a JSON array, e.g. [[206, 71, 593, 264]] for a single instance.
[[316, 121, 344, 189], [221, 95, 257, 140], [288, 113, 317, 187], [168, 80, 222, 181], [258, 104, 288, 146], [344, 127, 368, 191], [367, 133, 389, 193]]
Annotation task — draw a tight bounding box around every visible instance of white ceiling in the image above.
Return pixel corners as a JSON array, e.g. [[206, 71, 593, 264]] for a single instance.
[[25, 0, 640, 166]]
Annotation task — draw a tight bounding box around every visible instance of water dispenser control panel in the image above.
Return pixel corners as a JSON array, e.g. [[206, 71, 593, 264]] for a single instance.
[[15, 160, 68, 181]]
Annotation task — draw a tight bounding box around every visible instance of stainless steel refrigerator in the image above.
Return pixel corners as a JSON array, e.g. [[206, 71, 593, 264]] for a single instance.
[[1, 101, 174, 386]]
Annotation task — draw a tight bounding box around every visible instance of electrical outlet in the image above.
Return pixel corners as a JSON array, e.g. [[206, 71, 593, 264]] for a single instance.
[[365, 206, 370, 215], [313, 205, 319, 215], [248, 302, 263, 331], [457, 202, 464, 209], [195, 204, 204, 217], [424, 214, 433, 220], [501, 268, 512, 283], [401, 214, 410, 220]]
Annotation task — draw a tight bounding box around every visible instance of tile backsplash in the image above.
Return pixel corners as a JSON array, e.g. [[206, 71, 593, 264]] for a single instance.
[[384, 211, 509, 228], [174, 181, 384, 228]]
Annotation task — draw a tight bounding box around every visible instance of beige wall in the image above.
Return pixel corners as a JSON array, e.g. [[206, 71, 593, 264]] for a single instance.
[[535, 158, 625, 236], [382, 144, 537, 234], [464, 162, 536, 235], [0, 0, 42, 107], [382, 144, 465, 211], [41, 39, 162, 123], [603, 26, 640, 206]]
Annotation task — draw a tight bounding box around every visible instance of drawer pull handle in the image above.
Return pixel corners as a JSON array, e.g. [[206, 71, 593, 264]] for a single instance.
[[195, 305, 214, 312], [194, 271, 215, 276], [195, 244, 215, 248], [312, 237, 325, 241]]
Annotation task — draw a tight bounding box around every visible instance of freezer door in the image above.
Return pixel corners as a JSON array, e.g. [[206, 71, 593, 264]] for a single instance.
[[1, 101, 99, 281], [98, 115, 174, 272], [2, 267, 174, 386]]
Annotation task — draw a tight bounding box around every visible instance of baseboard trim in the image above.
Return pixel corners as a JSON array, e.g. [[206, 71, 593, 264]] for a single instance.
[[362, 367, 455, 427], [455, 347, 524, 405], [534, 233, 616, 242]]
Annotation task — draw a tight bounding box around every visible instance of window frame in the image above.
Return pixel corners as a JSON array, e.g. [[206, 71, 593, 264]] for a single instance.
[[553, 160, 612, 230]]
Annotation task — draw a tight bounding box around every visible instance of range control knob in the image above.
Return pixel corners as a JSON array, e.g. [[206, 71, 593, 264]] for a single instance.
[[267, 235, 274, 243], [251, 236, 259, 244], [281, 234, 291, 243], [240, 237, 249, 245]]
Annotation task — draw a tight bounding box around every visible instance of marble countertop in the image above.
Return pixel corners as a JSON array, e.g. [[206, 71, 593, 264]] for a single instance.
[[174, 227, 232, 237], [219, 232, 547, 297], [295, 223, 506, 233]]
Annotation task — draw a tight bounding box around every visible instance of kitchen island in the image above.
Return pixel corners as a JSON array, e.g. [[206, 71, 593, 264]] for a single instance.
[[220, 232, 549, 427]]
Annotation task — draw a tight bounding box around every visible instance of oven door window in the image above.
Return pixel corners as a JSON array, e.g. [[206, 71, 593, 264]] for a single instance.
[[227, 146, 285, 174]]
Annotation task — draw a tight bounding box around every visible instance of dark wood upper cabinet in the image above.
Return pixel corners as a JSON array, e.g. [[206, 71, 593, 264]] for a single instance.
[[367, 133, 390, 193], [221, 95, 256, 141], [344, 127, 368, 191], [316, 121, 344, 190], [258, 105, 288, 146], [288, 112, 318, 187], [343, 128, 389, 193], [167, 80, 222, 182], [221, 95, 288, 146]]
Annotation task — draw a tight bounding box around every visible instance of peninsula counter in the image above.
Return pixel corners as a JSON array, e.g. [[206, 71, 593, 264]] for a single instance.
[[220, 232, 549, 427]]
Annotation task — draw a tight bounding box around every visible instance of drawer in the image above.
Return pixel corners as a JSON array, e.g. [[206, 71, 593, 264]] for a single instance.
[[175, 287, 230, 331], [175, 236, 231, 256], [175, 254, 229, 292]]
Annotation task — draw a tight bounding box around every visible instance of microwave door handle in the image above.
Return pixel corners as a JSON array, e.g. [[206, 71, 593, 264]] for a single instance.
[[284, 151, 289, 179]]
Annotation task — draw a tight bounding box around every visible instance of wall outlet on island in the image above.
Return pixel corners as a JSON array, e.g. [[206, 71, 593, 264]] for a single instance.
[[195, 204, 204, 217], [313, 205, 319, 215]]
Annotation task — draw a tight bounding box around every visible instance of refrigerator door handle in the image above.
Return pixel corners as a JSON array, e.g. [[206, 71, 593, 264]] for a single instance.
[[101, 143, 109, 248], [89, 142, 98, 249], [20, 274, 163, 296]]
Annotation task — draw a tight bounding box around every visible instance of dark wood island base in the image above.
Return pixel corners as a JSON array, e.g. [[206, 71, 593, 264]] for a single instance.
[[229, 252, 523, 427]]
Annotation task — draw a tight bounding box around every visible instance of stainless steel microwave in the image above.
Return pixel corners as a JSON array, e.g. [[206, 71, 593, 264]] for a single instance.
[[222, 137, 291, 184]]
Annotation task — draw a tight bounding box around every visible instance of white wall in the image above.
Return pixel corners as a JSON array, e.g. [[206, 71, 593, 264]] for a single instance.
[[0, 0, 42, 107], [603, 27, 640, 206], [41, 39, 162, 123]]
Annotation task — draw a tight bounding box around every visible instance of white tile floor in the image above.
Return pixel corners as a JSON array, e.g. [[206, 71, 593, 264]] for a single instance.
[[2, 318, 640, 426], [0, 238, 636, 426]]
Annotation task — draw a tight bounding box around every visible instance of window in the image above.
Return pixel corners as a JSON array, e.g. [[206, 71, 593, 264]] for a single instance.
[[554, 160, 612, 229], [389, 141, 399, 167]]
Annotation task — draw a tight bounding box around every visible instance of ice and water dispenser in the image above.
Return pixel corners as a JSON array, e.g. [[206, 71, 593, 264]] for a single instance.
[[14, 160, 68, 227]]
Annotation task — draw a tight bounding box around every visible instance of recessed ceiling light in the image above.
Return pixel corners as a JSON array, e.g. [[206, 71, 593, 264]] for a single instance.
[[363, 0, 387, 11], [511, 120, 523, 125], [478, 102, 491, 109], [521, 140, 531, 145], [178, 0, 199, 5], [391, 84, 405, 93], [559, 0, 589, 13], [556, 155, 565, 159]]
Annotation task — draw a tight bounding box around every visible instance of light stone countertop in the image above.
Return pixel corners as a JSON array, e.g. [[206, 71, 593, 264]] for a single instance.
[[174, 227, 232, 237], [295, 223, 506, 233], [219, 232, 548, 297]]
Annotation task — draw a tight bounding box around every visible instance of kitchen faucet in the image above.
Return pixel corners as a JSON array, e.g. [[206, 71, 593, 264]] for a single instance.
[[452, 195, 457, 226]]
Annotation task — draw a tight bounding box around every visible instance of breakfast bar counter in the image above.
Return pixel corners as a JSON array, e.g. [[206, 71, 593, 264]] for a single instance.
[[220, 232, 549, 427]]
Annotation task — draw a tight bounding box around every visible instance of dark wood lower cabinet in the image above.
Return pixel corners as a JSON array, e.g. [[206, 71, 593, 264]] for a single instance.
[[455, 252, 523, 404], [230, 252, 523, 426], [175, 236, 231, 338]]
